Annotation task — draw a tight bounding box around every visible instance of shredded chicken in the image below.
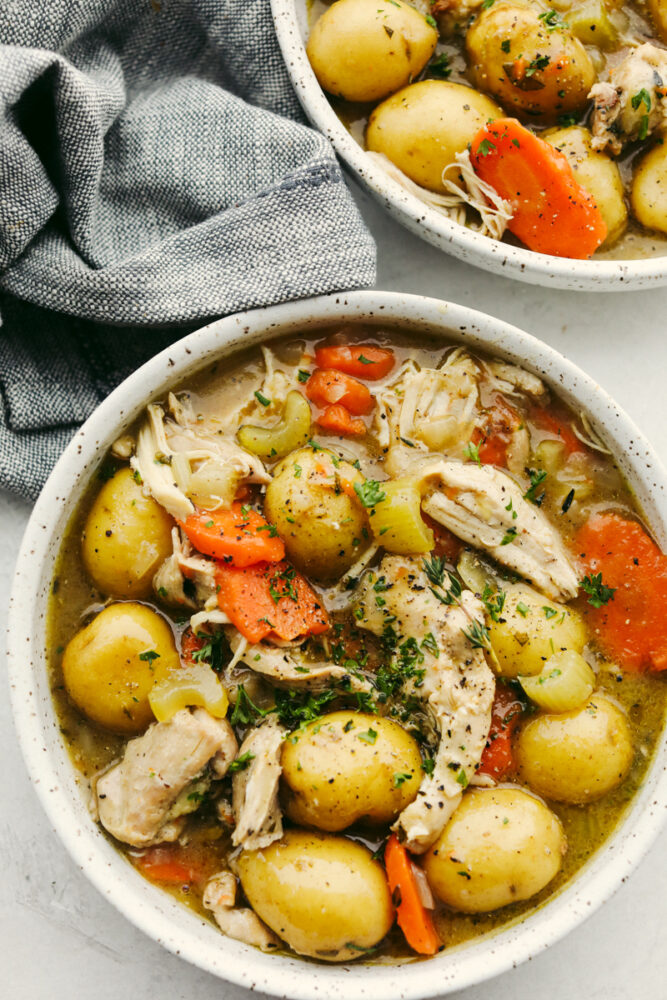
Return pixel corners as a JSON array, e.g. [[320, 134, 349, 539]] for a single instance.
[[230, 634, 373, 693], [203, 872, 280, 950], [357, 556, 495, 852], [132, 400, 269, 520], [96, 709, 237, 847], [589, 43, 667, 154], [153, 527, 218, 607], [482, 361, 547, 401], [232, 717, 286, 850], [419, 460, 579, 600], [366, 150, 512, 240]]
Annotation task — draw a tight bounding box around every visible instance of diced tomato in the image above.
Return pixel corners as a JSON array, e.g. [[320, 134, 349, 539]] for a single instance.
[[576, 512, 667, 672], [180, 503, 285, 567], [306, 368, 373, 415], [215, 560, 330, 644], [314, 344, 395, 380], [478, 683, 526, 780], [316, 403, 366, 436]]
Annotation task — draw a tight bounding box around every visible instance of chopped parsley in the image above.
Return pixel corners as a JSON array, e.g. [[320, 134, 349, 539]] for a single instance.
[[500, 526, 518, 546], [542, 606, 558, 620], [230, 684, 270, 726], [393, 771, 413, 787], [192, 630, 231, 674], [358, 727, 378, 744], [516, 601, 530, 617], [538, 8, 569, 30], [501, 39, 510, 53], [228, 751, 255, 773], [354, 479, 386, 507], [425, 13, 437, 28], [297, 369, 311, 383], [580, 572, 616, 608], [139, 649, 160, 663], [523, 468, 547, 506], [481, 585, 506, 622], [422, 757, 435, 775], [525, 54, 550, 77], [429, 53, 451, 78], [463, 440, 482, 464], [254, 390, 271, 407]]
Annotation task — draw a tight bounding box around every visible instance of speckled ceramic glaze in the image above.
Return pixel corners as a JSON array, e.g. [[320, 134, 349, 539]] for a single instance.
[[272, 0, 667, 291], [8, 292, 667, 998]]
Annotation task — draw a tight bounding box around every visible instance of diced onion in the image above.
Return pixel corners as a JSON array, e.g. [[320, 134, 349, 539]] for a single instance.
[[149, 663, 229, 721], [519, 650, 595, 712], [410, 862, 435, 910]]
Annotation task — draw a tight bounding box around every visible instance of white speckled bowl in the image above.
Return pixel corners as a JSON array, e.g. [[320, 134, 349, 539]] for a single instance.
[[8, 291, 667, 998], [272, 0, 667, 291]]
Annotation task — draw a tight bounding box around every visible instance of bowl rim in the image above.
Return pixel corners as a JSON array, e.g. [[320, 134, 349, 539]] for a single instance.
[[271, 0, 667, 292], [7, 289, 667, 1000]]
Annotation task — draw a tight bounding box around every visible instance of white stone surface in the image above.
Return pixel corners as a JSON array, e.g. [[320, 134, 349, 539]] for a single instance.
[[2, 185, 666, 999]]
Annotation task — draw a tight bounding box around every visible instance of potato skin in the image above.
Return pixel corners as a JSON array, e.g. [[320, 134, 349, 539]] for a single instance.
[[544, 127, 627, 245], [631, 142, 667, 235], [466, 3, 595, 123], [264, 447, 369, 583], [82, 467, 173, 599], [237, 829, 394, 960], [307, 0, 437, 103], [489, 583, 586, 678], [516, 695, 634, 804], [61, 603, 178, 733], [366, 80, 502, 192], [423, 787, 565, 912], [282, 710, 422, 830]]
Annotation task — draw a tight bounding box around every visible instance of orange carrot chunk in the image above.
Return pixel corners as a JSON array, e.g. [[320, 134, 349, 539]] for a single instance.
[[531, 405, 584, 456], [314, 344, 395, 380], [472, 396, 523, 468], [180, 502, 285, 567], [316, 403, 366, 436], [215, 560, 330, 644], [470, 118, 607, 259], [385, 835, 440, 956], [576, 513, 667, 672], [478, 682, 525, 780], [306, 368, 374, 415], [134, 846, 203, 886]]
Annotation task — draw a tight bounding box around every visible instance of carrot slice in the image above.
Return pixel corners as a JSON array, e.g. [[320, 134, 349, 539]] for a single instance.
[[531, 406, 584, 456], [306, 368, 374, 415], [575, 513, 667, 672], [384, 835, 440, 956], [215, 560, 330, 644], [470, 118, 607, 259], [134, 846, 203, 886], [478, 682, 525, 780], [472, 396, 523, 468], [316, 403, 366, 436], [180, 503, 285, 567], [314, 344, 395, 380]]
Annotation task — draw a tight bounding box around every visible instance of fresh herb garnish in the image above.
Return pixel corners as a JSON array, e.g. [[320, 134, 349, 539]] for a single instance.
[[358, 727, 378, 744], [461, 620, 492, 651], [481, 585, 506, 622], [429, 53, 451, 78], [464, 440, 482, 464], [500, 526, 518, 546], [580, 572, 616, 608], [192, 630, 231, 674], [354, 479, 387, 507], [228, 751, 256, 773], [523, 468, 547, 505], [230, 684, 270, 725], [538, 8, 569, 30], [393, 771, 413, 787], [254, 390, 271, 407], [139, 649, 160, 663], [297, 369, 311, 383]]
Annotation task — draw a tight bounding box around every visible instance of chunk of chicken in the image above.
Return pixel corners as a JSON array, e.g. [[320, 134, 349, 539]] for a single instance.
[[357, 556, 495, 852], [589, 44, 667, 155], [229, 634, 373, 694], [96, 709, 237, 847], [203, 872, 280, 951], [232, 717, 286, 851], [132, 400, 269, 521], [153, 527, 219, 608], [419, 460, 579, 600], [482, 361, 546, 401]]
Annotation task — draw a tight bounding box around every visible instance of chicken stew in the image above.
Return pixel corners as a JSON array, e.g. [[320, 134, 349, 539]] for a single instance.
[[49, 328, 667, 962]]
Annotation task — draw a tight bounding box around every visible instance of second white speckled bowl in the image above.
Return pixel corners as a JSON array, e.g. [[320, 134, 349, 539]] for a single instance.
[[272, 0, 667, 291], [8, 291, 667, 998]]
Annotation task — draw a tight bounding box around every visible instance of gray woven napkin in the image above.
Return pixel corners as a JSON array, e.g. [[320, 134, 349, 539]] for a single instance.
[[0, 0, 376, 499]]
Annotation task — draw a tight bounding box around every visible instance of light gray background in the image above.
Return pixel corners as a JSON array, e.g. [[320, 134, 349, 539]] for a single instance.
[[2, 185, 666, 998]]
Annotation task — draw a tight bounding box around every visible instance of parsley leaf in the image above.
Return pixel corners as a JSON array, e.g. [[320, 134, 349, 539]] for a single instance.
[[463, 440, 482, 464], [354, 479, 386, 507], [254, 390, 271, 407], [523, 468, 547, 505], [228, 751, 255, 773], [580, 572, 616, 608]]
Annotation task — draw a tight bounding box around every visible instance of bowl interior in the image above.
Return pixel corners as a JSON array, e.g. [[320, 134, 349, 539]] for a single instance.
[[8, 291, 667, 1000], [271, 0, 667, 291]]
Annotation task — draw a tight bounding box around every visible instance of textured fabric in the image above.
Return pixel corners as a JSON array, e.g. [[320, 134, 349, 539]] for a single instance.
[[0, 0, 376, 499]]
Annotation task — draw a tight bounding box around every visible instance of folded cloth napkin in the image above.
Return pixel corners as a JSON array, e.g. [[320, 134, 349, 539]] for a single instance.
[[0, 0, 376, 499]]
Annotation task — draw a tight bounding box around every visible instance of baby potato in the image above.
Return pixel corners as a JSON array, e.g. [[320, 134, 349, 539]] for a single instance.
[[307, 0, 437, 104], [423, 787, 565, 913], [649, 0, 667, 45], [282, 711, 422, 830], [489, 583, 586, 678], [237, 829, 394, 960], [61, 603, 178, 733], [82, 467, 173, 599], [544, 127, 627, 245], [264, 447, 369, 583], [366, 80, 502, 192], [466, 4, 596, 123], [516, 695, 634, 803], [631, 142, 667, 235]]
